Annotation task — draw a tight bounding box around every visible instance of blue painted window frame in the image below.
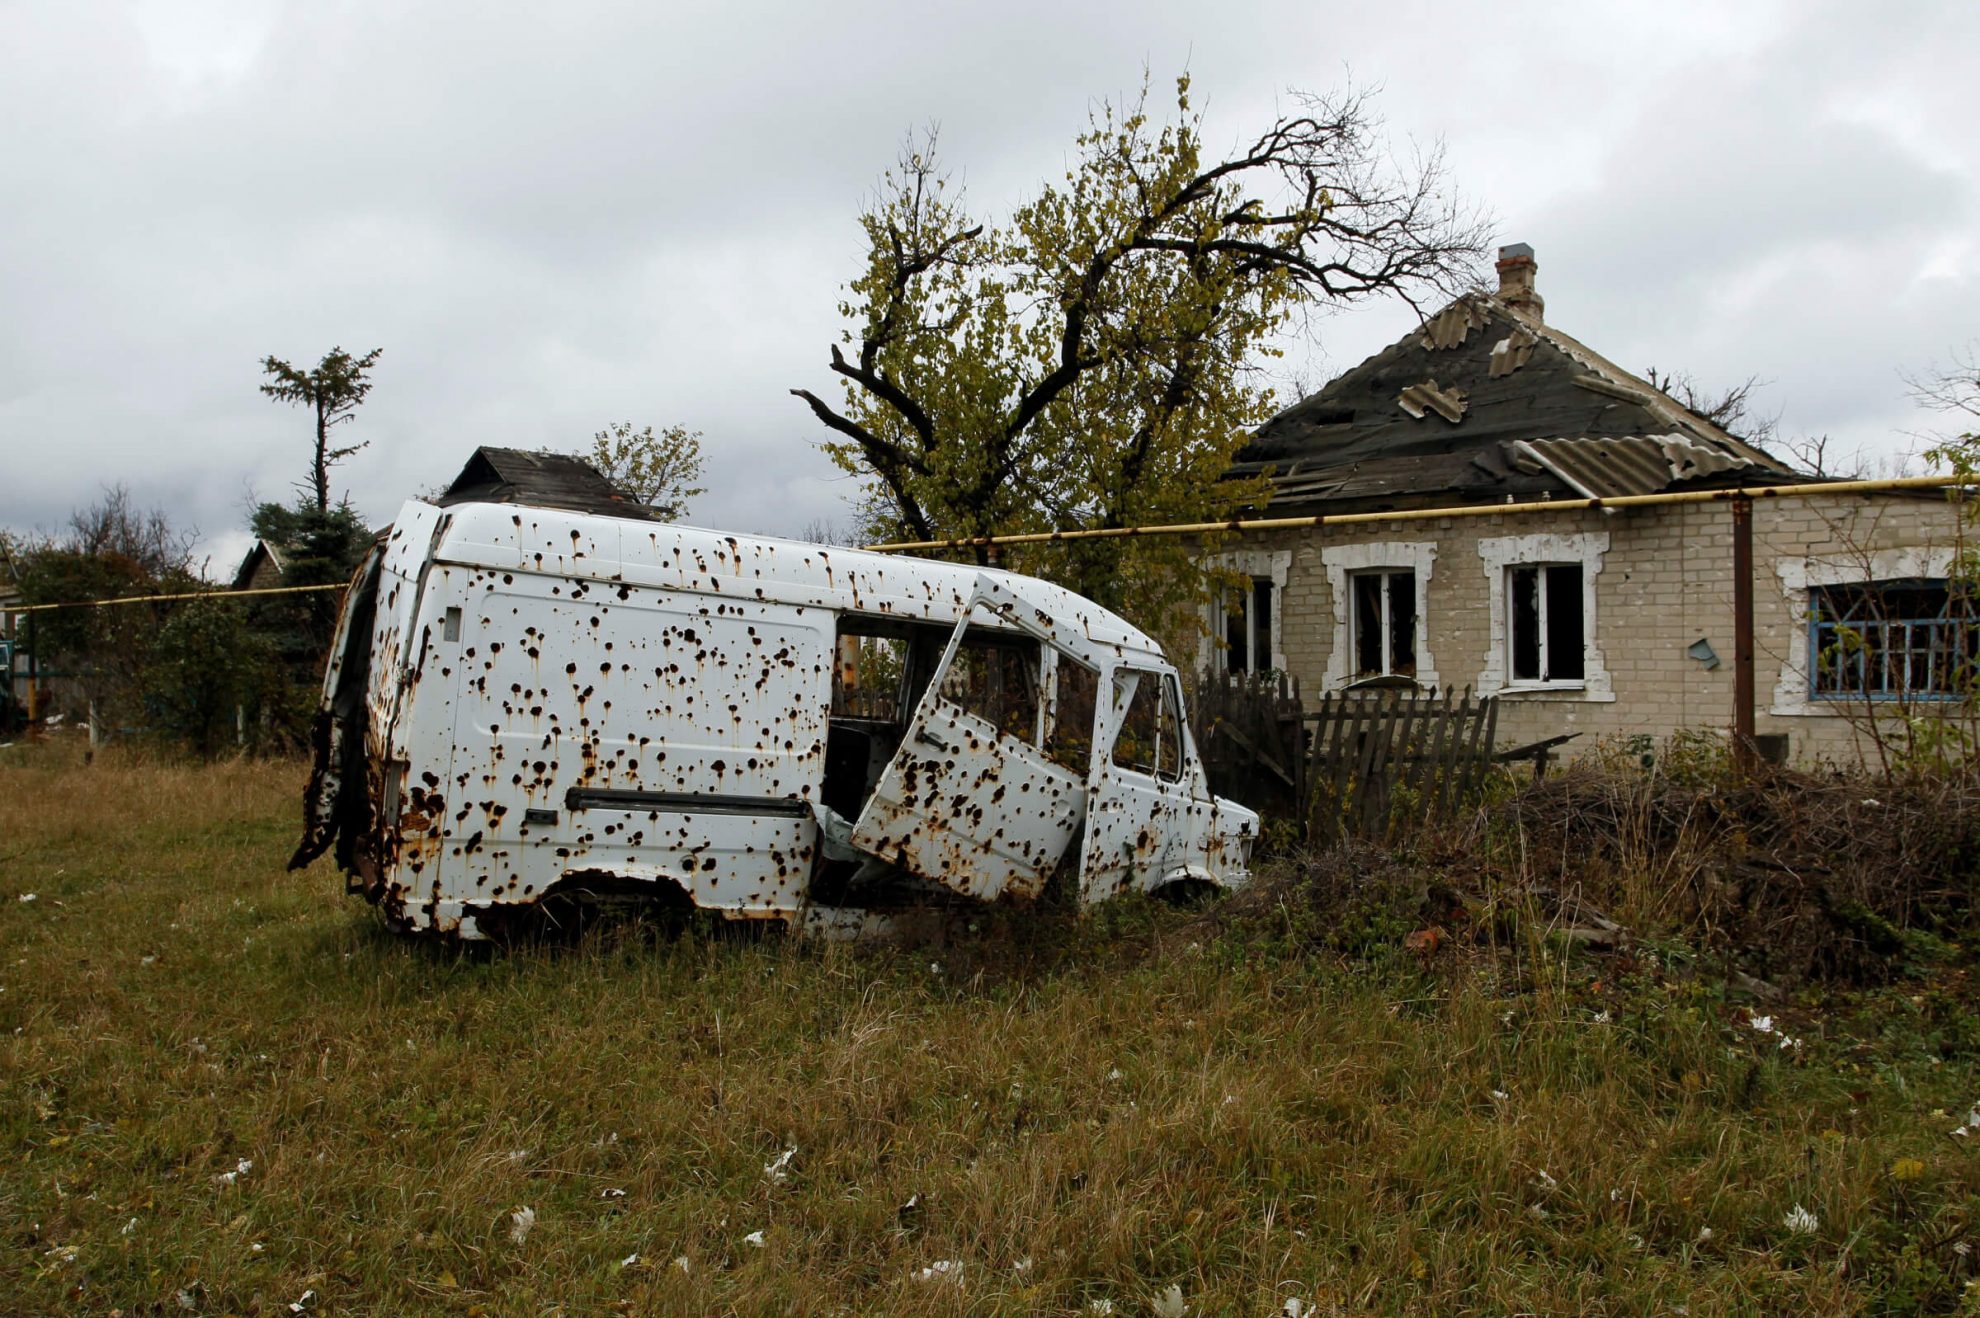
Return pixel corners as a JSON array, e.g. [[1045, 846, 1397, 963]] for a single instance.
[[1808, 577, 1979, 702]]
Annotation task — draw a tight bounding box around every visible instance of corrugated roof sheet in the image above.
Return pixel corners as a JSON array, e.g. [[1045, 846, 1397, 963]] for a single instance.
[[1514, 435, 1775, 500]]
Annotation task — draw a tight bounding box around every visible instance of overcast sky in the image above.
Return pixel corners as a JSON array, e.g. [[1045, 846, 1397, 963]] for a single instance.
[[3, 0, 1975, 577]]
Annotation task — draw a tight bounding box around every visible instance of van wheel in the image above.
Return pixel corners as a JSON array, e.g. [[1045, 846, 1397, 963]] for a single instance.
[[1154, 878, 1221, 910]]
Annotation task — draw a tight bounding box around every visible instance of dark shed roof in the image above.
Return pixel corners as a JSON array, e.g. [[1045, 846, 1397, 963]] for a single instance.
[[1231, 293, 1805, 510], [437, 447, 653, 518]]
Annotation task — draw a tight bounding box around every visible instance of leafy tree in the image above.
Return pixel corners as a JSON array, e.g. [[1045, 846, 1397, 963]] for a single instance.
[[1919, 349, 1980, 580], [144, 597, 280, 758], [585, 421, 706, 519], [794, 75, 1485, 623], [11, 486, 199, 728], [260, 346, 384, 512]]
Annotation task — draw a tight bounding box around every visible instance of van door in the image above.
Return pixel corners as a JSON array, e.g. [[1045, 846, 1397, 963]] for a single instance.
[[848, 580, 1091, 901], [1079, 666, 1193, 902]]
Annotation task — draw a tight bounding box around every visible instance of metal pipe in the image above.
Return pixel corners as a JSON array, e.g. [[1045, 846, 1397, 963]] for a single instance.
[[864, 473, 1974, 553], [1731, 495, 1756, 771], [11, 581, 348, 615]]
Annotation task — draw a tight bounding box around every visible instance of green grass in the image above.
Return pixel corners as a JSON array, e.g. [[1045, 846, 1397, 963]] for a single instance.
[[2, 744, 1979, 1314]]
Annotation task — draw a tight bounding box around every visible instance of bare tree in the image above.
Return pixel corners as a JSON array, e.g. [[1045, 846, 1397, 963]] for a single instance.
[[1642, 367, 1778, 447]]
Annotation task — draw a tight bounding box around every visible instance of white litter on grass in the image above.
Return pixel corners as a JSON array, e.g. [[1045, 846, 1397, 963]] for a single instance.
[[251, 1242, 264, 1254], [215, 1158, 252, 1186], [1591, 1009, 1612, 1025], [1491, 1089, 1510, 1102], [672, 1256, 692, 1274], [510, 1207, 536, 1244], [912, 1259, 963, 1283], [742, 1230, 766, 1248], [288, 1289, 315, 1313], [1084, 1302, 1115, 1316], [1750, 1015, 1774, 1034], [600, 1188, 627, 1200], [1784, 1204, 1820, 1235], [140, 955, 157, 966], [19, 894, 36, 903], [764, 1147, 797, 1183], [45, 1244, 78, 1264], [1696, 1226, 1715, 1243], [1151, 1284, 1188, 1318], [1951, 1106, 1980, 1138], [1012, 1257, 1033, 1274], [175, 1287, 199, 1310], [1282, 1299, 1309, 1318], [1107, 1068, 1124, 1082], [1532, 1170, 1559, 1193], [121, 1217, 138, 1236], [620, 1253, 639, 1268]]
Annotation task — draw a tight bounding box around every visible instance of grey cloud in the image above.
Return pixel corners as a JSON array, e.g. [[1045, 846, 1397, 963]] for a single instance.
[[4, 0, 1978, 573]]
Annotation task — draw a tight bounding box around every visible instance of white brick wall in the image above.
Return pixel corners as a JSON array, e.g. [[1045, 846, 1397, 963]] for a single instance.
[[1255, 495, 1968, 765]]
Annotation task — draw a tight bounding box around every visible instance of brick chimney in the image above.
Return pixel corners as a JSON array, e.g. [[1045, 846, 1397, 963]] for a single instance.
[[1495, 242, 1543, 322]]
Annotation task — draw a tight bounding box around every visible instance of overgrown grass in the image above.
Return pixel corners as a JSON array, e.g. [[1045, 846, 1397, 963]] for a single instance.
[[3, 742, 1979, 1314]]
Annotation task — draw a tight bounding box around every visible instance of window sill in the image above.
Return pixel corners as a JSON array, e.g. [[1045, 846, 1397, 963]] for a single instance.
[[1494, 682, 1614, 702]]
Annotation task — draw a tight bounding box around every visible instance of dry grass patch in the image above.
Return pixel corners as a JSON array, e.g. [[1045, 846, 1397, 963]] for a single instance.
[[1, 741, 1977, 1314]]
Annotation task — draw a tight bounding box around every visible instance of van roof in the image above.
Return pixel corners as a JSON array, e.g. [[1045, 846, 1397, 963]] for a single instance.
[[422, 499, 1168, 663]]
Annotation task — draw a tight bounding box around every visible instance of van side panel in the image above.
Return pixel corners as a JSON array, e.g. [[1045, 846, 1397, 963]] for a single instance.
[[422, 564, 833, 927]]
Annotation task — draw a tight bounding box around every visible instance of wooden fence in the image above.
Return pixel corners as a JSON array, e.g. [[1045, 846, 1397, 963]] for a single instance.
[[1192, 671, 1500, 843]]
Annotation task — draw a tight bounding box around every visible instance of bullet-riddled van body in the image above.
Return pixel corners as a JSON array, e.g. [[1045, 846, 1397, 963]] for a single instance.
[[292, 498, 1256, 937]]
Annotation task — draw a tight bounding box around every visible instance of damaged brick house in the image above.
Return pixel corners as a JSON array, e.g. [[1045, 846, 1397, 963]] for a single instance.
[[1204, 244, 1968, 763]]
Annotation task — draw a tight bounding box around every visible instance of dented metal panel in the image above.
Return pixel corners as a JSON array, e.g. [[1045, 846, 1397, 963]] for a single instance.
[[850, 695, 1086, 901]]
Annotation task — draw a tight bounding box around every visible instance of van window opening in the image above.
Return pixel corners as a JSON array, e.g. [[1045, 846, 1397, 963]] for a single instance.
[[1110, 668, 1183, 782]]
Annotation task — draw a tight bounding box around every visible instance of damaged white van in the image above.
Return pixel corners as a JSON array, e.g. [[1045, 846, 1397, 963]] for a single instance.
[[292, 468, 1256, 939]]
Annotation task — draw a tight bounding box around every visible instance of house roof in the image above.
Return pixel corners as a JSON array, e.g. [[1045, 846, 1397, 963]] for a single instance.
[[230, 539, 286, 590], [436, 447, 651, 518], [1230, 285, 1806, 509]]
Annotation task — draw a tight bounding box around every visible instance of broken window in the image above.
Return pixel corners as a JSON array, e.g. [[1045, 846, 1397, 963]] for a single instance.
[[1811, 578, 1980, 700], [1110, 669, 1182, 781], [1042, 657, 1099, 774], [832, 627, 908, 721], [1221, 575, 1276, 674], [938, 634, 1042, 741], [1350, 569, 1417, 681], [1508, 564, 1585, 684]]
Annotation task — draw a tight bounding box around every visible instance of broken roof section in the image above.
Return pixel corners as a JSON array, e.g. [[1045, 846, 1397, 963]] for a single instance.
[[436, 446, 656, 518], [1229, 245, 1805, 509]]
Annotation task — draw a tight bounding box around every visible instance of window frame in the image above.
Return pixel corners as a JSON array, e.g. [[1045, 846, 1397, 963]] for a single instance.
[[1107, 666, 1185, 783], [1506, 561, 1586, 687], [1321, 542, 1439, 691], [1807, 577, 1979, 703], [1347, 566, 1419, 682], [1476, 531, 1613, 701], [1200, 550, 1290, 676]]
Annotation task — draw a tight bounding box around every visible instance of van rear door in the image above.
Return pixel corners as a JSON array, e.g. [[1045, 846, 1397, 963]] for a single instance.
[[291, 542, 385, 870]]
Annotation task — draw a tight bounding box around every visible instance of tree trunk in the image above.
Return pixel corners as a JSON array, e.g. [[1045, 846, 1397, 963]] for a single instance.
[[313, 396, 330, 512]]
